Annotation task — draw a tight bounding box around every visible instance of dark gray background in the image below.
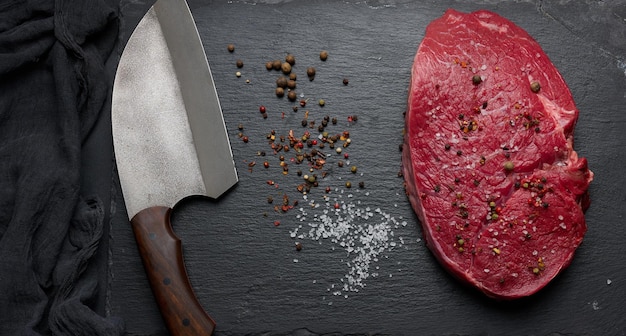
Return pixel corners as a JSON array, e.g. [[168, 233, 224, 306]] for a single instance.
[[107, 0, 626, 335]]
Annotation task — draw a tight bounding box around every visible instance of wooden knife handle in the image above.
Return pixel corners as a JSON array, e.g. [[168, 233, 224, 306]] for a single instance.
[[131, 206, 216, 336]]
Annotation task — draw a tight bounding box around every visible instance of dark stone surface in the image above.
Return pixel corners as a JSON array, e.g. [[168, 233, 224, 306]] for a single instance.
[[107, 0, 626, 335]]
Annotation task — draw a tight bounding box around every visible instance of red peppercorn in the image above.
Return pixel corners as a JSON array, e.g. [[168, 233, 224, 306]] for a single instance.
[[259, 105, 266, 113], [242, 136, 249, 143]]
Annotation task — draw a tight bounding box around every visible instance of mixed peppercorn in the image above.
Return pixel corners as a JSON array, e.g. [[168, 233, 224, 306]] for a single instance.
[[426, 57, 556, 277], [227, 45, 371, 236]]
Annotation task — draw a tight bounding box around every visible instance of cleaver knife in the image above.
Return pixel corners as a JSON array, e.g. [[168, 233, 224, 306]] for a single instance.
[[111, 0, 237, 334]]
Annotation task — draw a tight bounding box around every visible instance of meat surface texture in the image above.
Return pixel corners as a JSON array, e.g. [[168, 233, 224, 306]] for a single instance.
[[402, 9, 593, 299]]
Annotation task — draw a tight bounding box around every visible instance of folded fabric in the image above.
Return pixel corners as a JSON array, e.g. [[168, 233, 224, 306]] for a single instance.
[[0, 0, 124, 334]]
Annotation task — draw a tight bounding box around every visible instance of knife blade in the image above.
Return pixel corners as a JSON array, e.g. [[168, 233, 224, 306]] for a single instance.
[[111, 0, 237, 334]]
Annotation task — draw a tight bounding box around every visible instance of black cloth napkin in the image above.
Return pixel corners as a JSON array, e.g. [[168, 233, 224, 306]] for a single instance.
[[0, 0, 124, 335]]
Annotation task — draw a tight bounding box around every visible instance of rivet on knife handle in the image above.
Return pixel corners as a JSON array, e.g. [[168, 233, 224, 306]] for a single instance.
[[132, 206, 216, 335]]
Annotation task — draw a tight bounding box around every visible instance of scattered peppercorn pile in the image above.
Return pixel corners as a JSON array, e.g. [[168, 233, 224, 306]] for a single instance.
[[226, 45, 409, 300]]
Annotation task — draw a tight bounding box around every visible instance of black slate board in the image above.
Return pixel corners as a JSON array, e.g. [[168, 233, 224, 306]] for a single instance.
[[108, 0, 626, 335]]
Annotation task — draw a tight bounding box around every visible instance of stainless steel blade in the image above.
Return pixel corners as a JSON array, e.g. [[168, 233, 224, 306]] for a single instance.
[[111, 0, 237, 219]]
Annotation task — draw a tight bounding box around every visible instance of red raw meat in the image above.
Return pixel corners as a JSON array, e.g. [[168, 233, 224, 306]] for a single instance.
[[402, 9, 593, 299]]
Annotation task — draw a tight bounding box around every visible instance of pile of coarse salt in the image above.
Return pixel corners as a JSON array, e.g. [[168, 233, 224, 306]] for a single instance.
[[290, 186, 408, 298]]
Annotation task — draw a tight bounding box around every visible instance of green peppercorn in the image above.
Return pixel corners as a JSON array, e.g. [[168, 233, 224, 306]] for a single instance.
[[350, 166, 357, 173], [285, 54, 295, 65], [227, 44, 235, 52], [265, 61, 273, 70], [530, 82, 541, 93], [320, 50, 328, 61], [318, 99, 325, 107], [345, 181, 352, 188], [503, 161, 515, 172]]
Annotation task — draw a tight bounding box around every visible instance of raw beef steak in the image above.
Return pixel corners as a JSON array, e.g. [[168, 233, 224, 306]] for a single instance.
[[402, 9, 593, 299]]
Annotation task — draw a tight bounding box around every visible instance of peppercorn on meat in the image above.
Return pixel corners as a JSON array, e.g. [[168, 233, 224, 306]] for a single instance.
[[402, 9, 593, 299]]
